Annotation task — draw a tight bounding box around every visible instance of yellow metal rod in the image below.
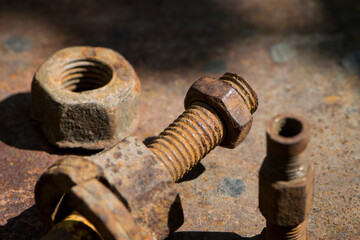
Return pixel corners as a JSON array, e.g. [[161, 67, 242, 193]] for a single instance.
[[42, 212, 102, 240]]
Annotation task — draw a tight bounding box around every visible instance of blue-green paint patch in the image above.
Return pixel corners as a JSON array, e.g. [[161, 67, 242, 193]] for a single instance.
[[217, 177, 245, 197], [269, 42, 296, 63], [4, 36, 31, 53]]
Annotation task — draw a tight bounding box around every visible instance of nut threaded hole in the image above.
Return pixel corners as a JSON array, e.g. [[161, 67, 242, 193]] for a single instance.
[[275, 117, 303, 137], [60, 59, 113, 92]]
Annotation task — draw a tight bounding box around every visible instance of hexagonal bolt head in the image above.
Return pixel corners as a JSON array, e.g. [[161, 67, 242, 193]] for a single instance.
[[259, 163, 314, 226], [31, 46, 140, 149]]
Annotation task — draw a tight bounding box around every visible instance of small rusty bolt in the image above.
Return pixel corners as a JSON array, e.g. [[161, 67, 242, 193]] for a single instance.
[[259, 113, 314, 240], [31, 46, 140, 149], [36, 73, 258, 239]]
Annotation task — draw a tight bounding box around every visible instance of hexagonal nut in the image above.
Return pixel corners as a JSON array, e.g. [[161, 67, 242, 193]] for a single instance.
[[87, 137, 178, 240], [68, 179, 142, 240], [31, 46, 140, 149], [34, 156, 103, 229], [184, 74, 257, 148], [259, 162, 314, 226], [35, 156, 142, 240]]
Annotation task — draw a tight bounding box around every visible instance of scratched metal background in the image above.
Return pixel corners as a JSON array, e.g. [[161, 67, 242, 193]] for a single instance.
[[0, 0, 359, 239]]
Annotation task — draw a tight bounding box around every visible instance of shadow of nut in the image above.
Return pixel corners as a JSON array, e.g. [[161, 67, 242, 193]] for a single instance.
[[184, 76, 255, 148], [259, 162, 314, 226], [31, 46, 140, 149]]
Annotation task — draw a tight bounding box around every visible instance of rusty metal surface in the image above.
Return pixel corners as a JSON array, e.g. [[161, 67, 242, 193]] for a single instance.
[[0, 0, 360, 239], [87, 137, 177, 240]]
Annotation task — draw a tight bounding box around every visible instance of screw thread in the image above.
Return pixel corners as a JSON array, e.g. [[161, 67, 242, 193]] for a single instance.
[[220, 72, 258, 114], [264, 115, 310, 181], [147, 102, 224, 181], [263, 154, 308, 181], [266, 221, 307, 240]]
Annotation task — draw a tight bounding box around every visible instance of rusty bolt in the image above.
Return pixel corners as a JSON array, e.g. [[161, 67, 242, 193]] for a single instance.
[[259, 113, 314, 240], [31, 46, 140, 149], [148, 72, 258, 181], [36, 72, 258, 239]]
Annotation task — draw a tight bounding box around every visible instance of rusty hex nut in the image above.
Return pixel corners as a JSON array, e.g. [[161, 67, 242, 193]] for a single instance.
[[35, 156, 104, 229], [184, 74, 258, 148], [31, 46, 140, 149], [259, 163, 314, 226], [35, 156, 142, 240]]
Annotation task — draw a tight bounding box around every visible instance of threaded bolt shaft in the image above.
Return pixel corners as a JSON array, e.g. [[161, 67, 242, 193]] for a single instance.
[[219, 72, 258, 115], [147, 102, 224, 181], [266, 221, 307, 240], [264, 114, 310, 181], [147, 72, 258, 182]]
